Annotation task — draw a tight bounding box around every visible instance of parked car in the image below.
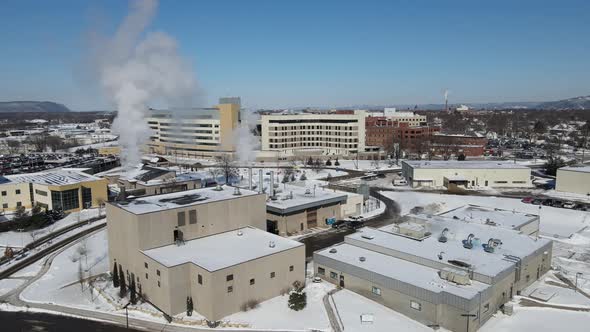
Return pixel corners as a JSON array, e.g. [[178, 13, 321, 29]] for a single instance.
[[393, 179, 408, 186], [312, 277, 322, 283], [377, 173, 386, 178], [521, 197, 534, 204], [331, 220, 348, 229], [562, 201, 576, 209], [531, 199, 543, 205], [347, 219, 365, 229]]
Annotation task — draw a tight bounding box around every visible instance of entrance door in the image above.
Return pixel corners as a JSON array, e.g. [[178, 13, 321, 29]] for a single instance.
[[339, 275, 345, 287], [307, 209, 318, 228], [485, 180, 489, 186]]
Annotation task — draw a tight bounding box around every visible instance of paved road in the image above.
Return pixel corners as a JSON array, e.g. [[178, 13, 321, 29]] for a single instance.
[[300, 189, 401, 257], [0, 311, 145, 332]]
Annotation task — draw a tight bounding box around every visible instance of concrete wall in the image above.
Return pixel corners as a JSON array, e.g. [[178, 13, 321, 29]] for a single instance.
[[556, 168, 590, 195], [342, 194, 363, 217], [267, 203, 342, 236], [0, 182, 31, 211]]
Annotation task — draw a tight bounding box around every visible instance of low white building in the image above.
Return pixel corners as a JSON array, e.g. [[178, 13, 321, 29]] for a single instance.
[[556, 166, 590, 196], [401, 160, 532, 188], [439, 205, 540, 236]]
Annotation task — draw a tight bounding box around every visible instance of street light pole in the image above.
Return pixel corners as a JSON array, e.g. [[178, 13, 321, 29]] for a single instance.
[[123, 301, 131, 329], [461, 313, 477, 332]]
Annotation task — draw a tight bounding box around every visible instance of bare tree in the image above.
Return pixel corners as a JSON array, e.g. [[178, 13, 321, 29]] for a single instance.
[[77, 240, 90, 269], [4, 140, 21, 154], [46, 136, 65, 152], [26, 134, 48, 152], [214, 155, 238, 185]]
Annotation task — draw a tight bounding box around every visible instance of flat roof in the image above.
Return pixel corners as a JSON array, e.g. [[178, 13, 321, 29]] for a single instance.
[[141, 226, 302, 271], [1, 169, 102, 186], [346, 216, 551, 279], [315, 243, 489, 300], [114, 186, 261, 215], [438, 205, 538, 230], [559, 166, 590, 174], [403, 160, 529, 170], [266, 184, 348, 214]]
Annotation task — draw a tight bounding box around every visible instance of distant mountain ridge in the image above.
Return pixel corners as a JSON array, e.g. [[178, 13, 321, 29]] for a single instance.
[[536, 95, 590, 110], [0, 101, 71, 113]]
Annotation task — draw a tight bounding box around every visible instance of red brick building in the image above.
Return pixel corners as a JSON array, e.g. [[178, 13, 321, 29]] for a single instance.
[[430, 134, 487, 157], [365, 117, 440, 154]]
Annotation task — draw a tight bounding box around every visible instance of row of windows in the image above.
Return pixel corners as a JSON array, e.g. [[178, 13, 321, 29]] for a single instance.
[[225, 266, 294, 293], [177, 210, 198, 226], [1, 189, 21, 196], [269, 143, 358, 149], [2, 202, 21, 209], [268, 125, 358, 130], [269, 137, 358, 143], [269, 130, 358, 137]]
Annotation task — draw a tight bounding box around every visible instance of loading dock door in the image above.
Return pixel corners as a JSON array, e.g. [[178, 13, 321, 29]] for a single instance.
[[307, 209, 318, 228]]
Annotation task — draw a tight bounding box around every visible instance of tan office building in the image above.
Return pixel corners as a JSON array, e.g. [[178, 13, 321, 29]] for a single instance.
[[0, 169, 108, 212], [146, 99, 241, 158], [260, 111, 366, 158], [556, 166, 590, 195], [107, 186, 305, 321]]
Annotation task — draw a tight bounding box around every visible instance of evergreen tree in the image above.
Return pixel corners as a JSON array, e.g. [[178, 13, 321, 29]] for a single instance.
[[119, 265, 127, 298], [325, 158, 332, 166], [334, 158, 340, 166], [186, 296, 194, 316], [300, 172, 307, 181], [457, 153, 466, 161], [288, 281, 307, 311], [112, 261, 120, 288], [307, 156, 314, 165], [130, 278, 137, 304]]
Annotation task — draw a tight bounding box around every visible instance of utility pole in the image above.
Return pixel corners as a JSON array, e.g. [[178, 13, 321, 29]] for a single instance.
[[123, 301, 131, 329], [575, 272, 583, 293]]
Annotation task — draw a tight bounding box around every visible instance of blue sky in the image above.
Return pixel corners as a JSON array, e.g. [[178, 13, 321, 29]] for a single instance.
[[1, 0, 589, 110]]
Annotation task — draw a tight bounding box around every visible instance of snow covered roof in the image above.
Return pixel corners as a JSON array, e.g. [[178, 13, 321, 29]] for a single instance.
[[559, 165, 590, 174], [141, 226, 302, 271], [266, 184, 348, 214], [1, 169, 102, 186], [404, 160, 529, 170], [315, 243, 490, 300], [439, 205, 538, 231], [345, 216, 551, 280], [114, 186, 261, 215]]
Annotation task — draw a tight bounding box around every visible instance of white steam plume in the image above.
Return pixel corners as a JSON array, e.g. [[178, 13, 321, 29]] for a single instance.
[[97, 0, 196, 169], [233, 109, 260, 165]]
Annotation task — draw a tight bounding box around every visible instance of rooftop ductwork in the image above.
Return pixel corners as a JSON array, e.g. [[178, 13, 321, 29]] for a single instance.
[[438, 228, 449, 243]]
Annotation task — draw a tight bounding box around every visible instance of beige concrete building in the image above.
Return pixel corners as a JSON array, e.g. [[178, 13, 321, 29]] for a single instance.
[[556, 166, 590, 196], [265, 184, 364, 236], [98, 146, 121, 156], [375, 108, 427, 127], [314, 212, 552, 332], [0, 169, 108, 212], [260, 111, 366, 158], [146, 99, 240, 158], [107, 186, 305, 321], [402, 160, 533, 188]]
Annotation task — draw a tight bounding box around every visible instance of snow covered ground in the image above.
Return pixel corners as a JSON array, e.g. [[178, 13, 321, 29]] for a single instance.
[[331, 290, 434, 332], [480, 306, 590, 332], [0, 278, 24, 297], [379, 191, 590, 238], [225, 280, 334, 330], [0, 208, 102, 249]]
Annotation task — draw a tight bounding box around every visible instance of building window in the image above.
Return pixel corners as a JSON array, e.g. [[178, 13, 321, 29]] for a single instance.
[[16, 202, 22, 207], [226, 274, 233, 282], [156, 269, 160, 276], [144, 262, 148, 268], [157, 281, 161, 287], [35, 189, 47, 196], [177, 211, 186, 226], [51, 189, 80, 211], [1, 191, 6, 196], [250, 278, 255, 285], [189, 210, 197, 224], [227, 286, 233, 293], [198, 274, 202, 285], [483, 303, 490, 313], [318, 267, 325, 275], [2, 203, 7, 209], [410, 300, 421, 311], [494, 181, 508, 184], [270, 272, 276, 278], [145, 273, 148, 279], [330, 272, 338, 279], [81, 187, 92, 208], [15, 189, 21, 195], [372, 286, 382, 296], [289, 265, 294, 272]]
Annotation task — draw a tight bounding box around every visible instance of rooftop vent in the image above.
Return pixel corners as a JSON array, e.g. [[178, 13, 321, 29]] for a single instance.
[[462, 233, 475, 249], [233, 187, 242, 196], [268, 241, 276, 248], [237, 230, 243, 236], [359, 256, 366, 262], [304, 188, 312, 195], [438, 228, 449, 243], [329, 248, 337, 254], [361, 234, 374, 240], [485, 218, 497, 226], [213, 184, 223, 191]]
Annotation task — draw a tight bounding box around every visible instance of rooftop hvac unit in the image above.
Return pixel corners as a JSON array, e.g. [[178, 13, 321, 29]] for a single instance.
[[329, 248, 337, 254], [439, 268, 471, 285], [361, 234, 374, 240]]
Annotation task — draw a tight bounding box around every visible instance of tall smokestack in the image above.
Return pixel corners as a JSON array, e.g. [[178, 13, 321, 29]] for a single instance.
[[248, 167, 253, 190], [444, 89, 449, 113], [258, 169, 263, 193]]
